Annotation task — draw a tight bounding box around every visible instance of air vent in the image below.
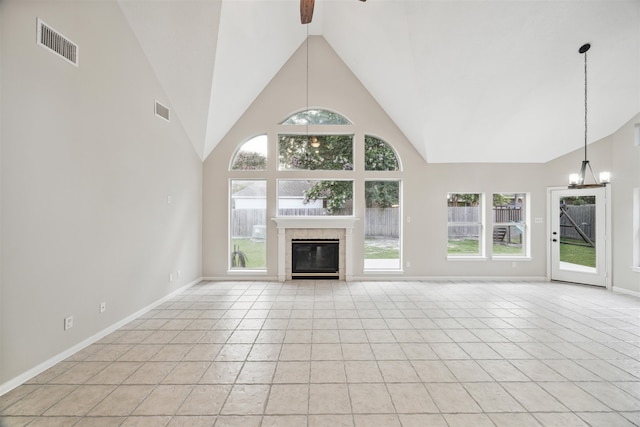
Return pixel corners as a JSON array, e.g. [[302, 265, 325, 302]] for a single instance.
[[37, 18, 78, 66], [155, 101, 170, 122]]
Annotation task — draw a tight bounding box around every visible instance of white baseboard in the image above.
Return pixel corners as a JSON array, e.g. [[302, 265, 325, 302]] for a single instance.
[[612, 286, 640, 298], [0, 277, 202, 397], [202, 276, 279, 282], [202, 275, 548, 283]]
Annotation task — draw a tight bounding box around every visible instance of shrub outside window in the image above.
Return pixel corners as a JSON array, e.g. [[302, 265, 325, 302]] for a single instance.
[[493, 193, 527, 257], [448, 193, 483, 257]]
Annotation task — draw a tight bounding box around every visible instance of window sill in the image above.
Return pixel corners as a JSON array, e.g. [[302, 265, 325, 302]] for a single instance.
[[632, 266, 640, 273], [447, 256, 487, 262], [227, 269, 267, 275], [492, 256, 533, 262], [364, 269, 404, 274]]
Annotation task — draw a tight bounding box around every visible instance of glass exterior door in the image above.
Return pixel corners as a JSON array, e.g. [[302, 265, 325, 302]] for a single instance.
[[550, 187, 607, 287]]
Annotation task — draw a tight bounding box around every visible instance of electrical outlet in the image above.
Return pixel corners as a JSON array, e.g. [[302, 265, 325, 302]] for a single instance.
[[100, 302, 106, 313], [177, 269, 181, 279], [64, 316, 74, 330], [406, 261, 411, 268], [169, 273, 173, 283]]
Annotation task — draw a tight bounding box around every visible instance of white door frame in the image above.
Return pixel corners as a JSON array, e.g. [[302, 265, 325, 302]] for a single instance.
[[546, 186, 612, 289]]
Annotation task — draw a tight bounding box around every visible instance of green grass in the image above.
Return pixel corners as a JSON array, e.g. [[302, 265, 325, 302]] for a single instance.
[[492, 244, 524, 255], [448, 239, 480, 255], [364, 238, 400, 259], [448, 239, 523, 255], [560, 239, 596, 267], [231, 238, 266, 269]]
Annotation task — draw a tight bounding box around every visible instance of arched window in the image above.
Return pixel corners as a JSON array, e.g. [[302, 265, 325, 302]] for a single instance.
[[364, 135, 400, 171], [281, 109, 352, 125], [230, 134, 268, 171]]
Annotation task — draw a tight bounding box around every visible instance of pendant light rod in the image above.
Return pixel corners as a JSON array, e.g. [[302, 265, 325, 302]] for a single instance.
[[580, 43, 590, 164], [569, 43, 609, 188]]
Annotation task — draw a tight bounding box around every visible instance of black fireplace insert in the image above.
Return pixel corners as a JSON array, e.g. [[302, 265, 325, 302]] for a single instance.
[[291, 239, 339, 279]]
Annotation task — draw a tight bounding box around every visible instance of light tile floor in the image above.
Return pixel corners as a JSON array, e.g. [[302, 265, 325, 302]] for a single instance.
[[1, 280, 639, 426]]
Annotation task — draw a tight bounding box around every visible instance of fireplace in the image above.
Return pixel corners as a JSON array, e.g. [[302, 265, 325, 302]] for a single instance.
[[291, 239, 339, 279], [272, 216, 359, 281]]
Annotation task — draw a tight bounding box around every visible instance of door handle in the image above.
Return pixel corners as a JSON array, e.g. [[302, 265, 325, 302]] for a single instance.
[[552, 231, 557, 235], [552, 239, 557, 242]]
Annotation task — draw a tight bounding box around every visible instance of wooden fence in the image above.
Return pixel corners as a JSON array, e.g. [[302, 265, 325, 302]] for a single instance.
[[560, 204, 596, 240], [365, 208, 399, 238], [232, 208, 400, 238], [448, 207, 522, 239]]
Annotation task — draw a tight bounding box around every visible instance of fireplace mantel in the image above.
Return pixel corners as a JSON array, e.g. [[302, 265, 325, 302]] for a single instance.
[[271, 216, 359, 281], [271, 216, 359, 230]]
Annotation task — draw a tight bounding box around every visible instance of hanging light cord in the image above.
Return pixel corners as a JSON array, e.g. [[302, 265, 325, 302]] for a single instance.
[[305, 24, 309, 139], [583, 47, 588, 163]]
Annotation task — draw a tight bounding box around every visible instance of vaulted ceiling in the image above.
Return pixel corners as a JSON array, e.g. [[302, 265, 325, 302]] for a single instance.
[[117, 0, 640, 163]]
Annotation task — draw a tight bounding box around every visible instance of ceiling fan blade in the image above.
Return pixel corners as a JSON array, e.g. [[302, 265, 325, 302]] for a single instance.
[[300, 0, 314, 24]]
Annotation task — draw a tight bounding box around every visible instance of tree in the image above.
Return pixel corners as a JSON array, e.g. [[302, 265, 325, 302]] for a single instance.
[[303, 180, 353, 215], [278, 134, 353, 171], [364, 136, 399, 171], [231, 151, 266, 170], [365, 181, 399, 208], [278, 134, 401, 214], [448, 193, 480, 206]]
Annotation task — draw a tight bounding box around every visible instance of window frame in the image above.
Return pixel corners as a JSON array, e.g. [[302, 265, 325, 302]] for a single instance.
[[491, 192, 531, 260], [229, 178, 267, 273], [364, 179, 403, 272], [229, 134, 268, 171]]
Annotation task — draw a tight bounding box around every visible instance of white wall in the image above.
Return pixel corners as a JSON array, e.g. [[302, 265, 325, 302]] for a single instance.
[[0, 1, 203, 387], [610, 115, 640, 294]]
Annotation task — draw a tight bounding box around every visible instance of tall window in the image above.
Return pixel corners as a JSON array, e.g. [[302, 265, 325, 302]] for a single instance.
[[493, 193, 528, 257], [365, 180, 401, 269], [227, 108, 404, 276], [448, 193, 484, 257], [230, 180, 266, 270]]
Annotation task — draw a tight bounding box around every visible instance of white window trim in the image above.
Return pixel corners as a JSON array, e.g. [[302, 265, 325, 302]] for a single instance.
[[492, 192, 531, 260], [229, 179, 268, 272], [364, 179, 403, 272]]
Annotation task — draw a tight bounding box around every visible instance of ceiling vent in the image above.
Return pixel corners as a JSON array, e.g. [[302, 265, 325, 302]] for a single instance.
[[37, 18, 78, 66], [155, 101, 170, 122]]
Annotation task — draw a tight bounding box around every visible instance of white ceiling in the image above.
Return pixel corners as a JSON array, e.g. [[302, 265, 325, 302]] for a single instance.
[[118, 0, 640, 163]]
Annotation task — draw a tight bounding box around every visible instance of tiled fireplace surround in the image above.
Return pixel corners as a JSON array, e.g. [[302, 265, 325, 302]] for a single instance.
[[272, 217, 359, 282]]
